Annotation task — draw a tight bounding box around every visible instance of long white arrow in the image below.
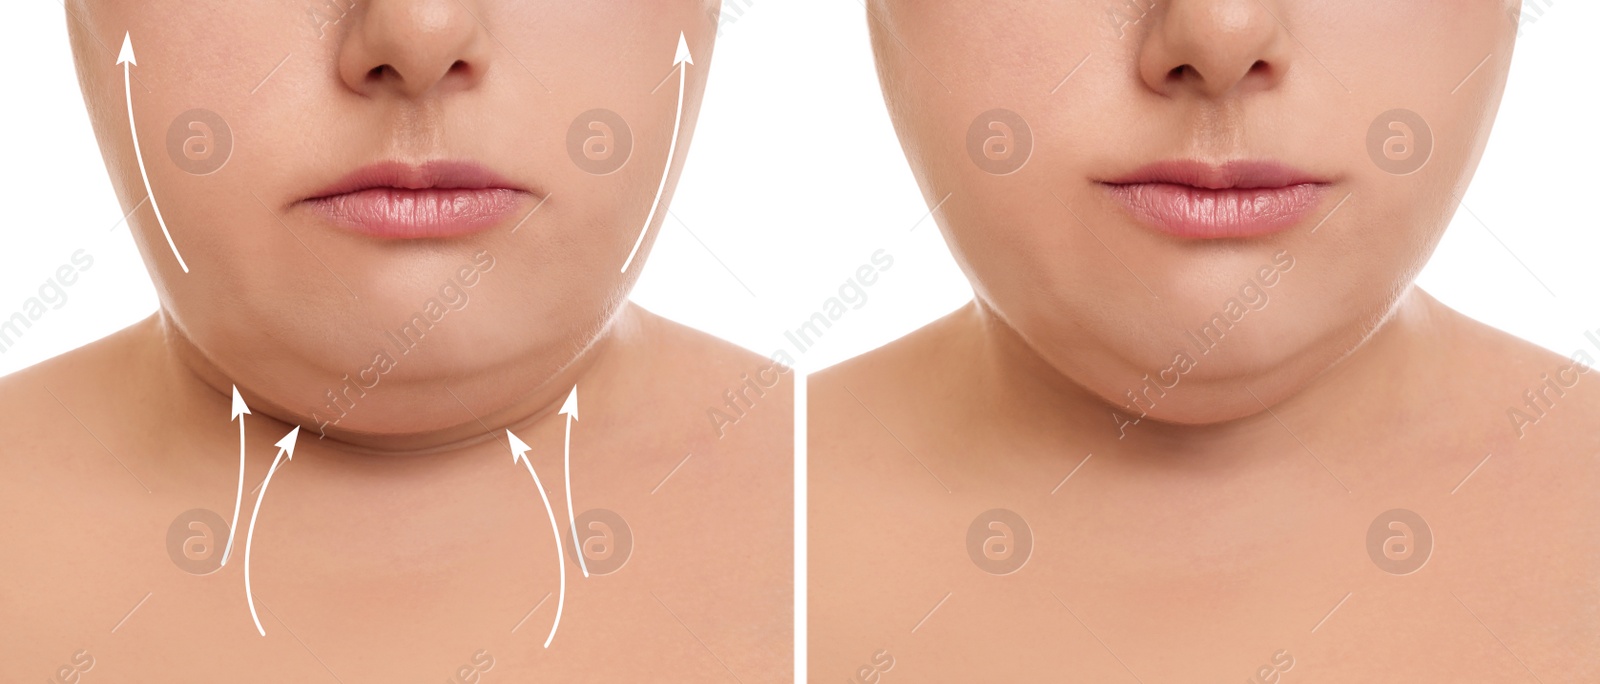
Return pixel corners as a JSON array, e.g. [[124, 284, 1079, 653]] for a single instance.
[[559, 386, 587, 578], [118, 33, 189, 273], [508, 429, 566, 648], [244, 426, 300, 636], [619, 31, 693, 274], [219, 386, 250, 566]]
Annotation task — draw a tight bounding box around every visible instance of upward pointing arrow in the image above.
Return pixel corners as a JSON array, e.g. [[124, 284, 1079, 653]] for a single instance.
[[509, 429, 567, 648], [619, 31, 693, 274], [560, 384, 580, 420], [508, 430, 534, 464], [220, 386, 251, 566], [274, 426, 301, 457], [230, 386, 251, 419], [117, 32, 137, 65], [674, 31, 694, 66], [119, 32, 190, 273], [558, 386, 587, 578], [244, 425, 299, 636]]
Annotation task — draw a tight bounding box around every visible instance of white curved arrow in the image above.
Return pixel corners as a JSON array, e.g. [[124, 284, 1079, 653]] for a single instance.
[[559, 386, 587, 578], [244, 426, 300, 636], [219, 386, 249, 566], [118, 32, 190, 273], [619, 31, 693, 274], [508, 429, 566, 648]]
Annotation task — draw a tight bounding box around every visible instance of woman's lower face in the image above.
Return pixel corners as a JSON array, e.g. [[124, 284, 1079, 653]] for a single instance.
[[868, 0, 1516, 423], [69, 0, 715, 439]]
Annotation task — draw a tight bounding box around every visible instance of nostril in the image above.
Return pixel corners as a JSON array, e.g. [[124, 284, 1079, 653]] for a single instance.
[[367, 64, 390, 81], [449, 60, 468, 74], [1169, 64, 1190, 80], [1249, 60, 1269, 73]]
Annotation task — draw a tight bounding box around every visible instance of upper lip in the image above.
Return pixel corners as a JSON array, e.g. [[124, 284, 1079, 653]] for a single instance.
[[1098, 159, 1328, 190], [303, 160, 526, 200]]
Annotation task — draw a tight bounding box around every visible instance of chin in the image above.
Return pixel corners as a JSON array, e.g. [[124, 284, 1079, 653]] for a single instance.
[[1066, 330, 1338, 432], [1085, 373, 1289, 435]]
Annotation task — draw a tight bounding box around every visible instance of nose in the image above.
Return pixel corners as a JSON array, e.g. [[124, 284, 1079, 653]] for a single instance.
[[337, 0, 491, 99], [1136, 0, 1291, 99]]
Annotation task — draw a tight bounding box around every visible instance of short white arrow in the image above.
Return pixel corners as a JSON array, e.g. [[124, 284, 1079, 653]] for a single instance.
[[219, 386, 250, 566], [508, 429, 566, 648], [244, 425, 300, 636], [118, 33, 190, 273], [559, 386, 587, 578], [619, 31, 694, 274]]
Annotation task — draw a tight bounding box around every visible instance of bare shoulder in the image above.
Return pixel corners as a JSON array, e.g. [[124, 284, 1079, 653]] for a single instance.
[[1406, 296, 1598, 545], [808, 303, 973, 466], [610, 306, 794, 679], [1432, 297, 1600, 454], [0, 316, 168, 517], [0, 319, 165, 672], [0, 318, 159, 475], [0, 360, 69, 460], [1426, 301, 1600, 677], [621, 304, 793, 459], [807, 307, 981, 674]]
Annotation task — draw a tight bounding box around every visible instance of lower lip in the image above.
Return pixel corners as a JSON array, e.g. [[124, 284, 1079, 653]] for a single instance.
[[1100, 182, 1327, 239], [304, 188, 528, 239]]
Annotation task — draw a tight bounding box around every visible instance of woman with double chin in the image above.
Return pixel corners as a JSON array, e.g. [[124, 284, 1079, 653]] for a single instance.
[[810, 1, 1598, 680], [0, 2, 791, 681]]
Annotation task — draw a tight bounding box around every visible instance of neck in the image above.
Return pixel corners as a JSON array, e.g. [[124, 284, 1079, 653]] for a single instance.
[[963, 287, 1445, 464], [142, 304, 638, 461]]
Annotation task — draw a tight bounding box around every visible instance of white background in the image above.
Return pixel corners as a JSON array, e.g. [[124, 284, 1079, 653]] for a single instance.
[[2, 1, 1596, 377]]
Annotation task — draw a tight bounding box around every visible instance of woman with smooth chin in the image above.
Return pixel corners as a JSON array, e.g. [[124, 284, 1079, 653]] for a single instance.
[[0, 2, 790, 681], [813, 1, 1597, 681]]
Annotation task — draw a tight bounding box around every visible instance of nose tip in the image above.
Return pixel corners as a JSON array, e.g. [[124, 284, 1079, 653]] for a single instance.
[[1137, 0, 1290, 99], [337, 0, 490, 99]]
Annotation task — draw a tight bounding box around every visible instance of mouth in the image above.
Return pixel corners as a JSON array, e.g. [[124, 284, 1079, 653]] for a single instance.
[[301, 160, 535, 239], [1096, 160, 1331, 239]]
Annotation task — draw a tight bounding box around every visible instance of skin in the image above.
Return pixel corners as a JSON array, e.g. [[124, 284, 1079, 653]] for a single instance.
[[1, 1, 790, 682], [812, 0, 1599, 681]]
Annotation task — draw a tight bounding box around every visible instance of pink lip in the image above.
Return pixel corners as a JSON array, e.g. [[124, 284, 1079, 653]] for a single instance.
[[301, 160, 534, 239], [1098, 160, 1330, 239]]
